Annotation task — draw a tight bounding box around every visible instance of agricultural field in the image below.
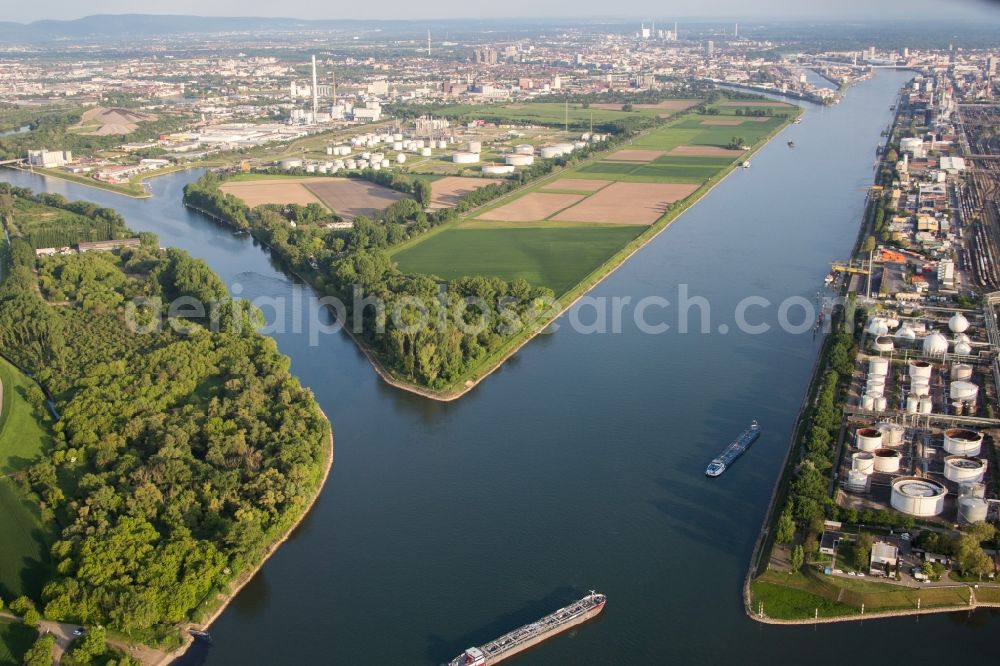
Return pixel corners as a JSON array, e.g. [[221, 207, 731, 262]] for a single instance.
[[0, 618, 35, 666], [433, 101, 687, 126], [391, 98, 797, 298], [219, 177, 408, 220], [0, 357, 54, 600], [428, 176, 499, 210]]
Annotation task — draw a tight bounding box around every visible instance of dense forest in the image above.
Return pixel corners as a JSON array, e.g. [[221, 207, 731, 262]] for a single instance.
[[0, 189, 330, 643], [0, 184, 132, 249]]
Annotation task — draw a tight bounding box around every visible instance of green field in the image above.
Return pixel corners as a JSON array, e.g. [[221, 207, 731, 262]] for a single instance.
[[391, 224, 644, 296], [433, 102, 670, 127], [0, 357, 54, 600], [392, 99, 797, 299], [0, 617, 36, 666]]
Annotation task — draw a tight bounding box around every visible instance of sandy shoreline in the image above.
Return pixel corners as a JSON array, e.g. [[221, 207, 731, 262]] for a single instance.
[[153, 407, 335, 665]]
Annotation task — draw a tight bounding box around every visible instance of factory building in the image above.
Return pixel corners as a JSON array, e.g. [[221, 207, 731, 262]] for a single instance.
[[27, 149, 73, 168]]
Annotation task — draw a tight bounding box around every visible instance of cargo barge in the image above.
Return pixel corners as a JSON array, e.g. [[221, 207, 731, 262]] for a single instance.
[[705, 420, 761, 477], [448, 591, 606, 666]]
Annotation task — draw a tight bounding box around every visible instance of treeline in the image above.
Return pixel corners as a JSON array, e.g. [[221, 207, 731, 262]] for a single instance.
[[0, 184, 130, 248], [184, 173, 555, 389], [0, 192, 329, 640]]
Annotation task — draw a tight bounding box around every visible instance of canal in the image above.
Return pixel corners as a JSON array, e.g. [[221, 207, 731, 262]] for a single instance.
[[3, 69, 998, 664]]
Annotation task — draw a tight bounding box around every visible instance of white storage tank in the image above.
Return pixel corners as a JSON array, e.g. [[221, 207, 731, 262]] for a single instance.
[[345, 159, 357, 169], [855, 427, 883, 451], [873, 448, 902, 474], [908, 360, 932, 381], [393, 141, 404, 151], [905, 393, 920, 414], [949, 312, 970, 334], [452, 152, 480, 164], [872, 336, 894, 353], [877, 422, 905, 446], [482, 164, 515, 175], [861, 394, 875, 411], [413, 139, 425, 150], [958, 497, 989, 525], [514, 144, 535, 155], [950, 381, 979, 402], [554, 142, 575, 154], [845, 470, 872, 494], [505, 154, 535, 166], [951, 363, 973, 381], [326, 146, 334, 156], [917, 397, 933, 414], [890, 477, 946, 516], [380, 159, 390, 168], [874, 396, 888, 411], [318, 165, 328, 174], [540, 146, 564, 159], [421, 147, 432, 157], [573, 141, 588, 150], [437, 140, 448, 150], [958, 482, 986, 499], [361, 152, 371, 160], [944, 456, 986, 483], [943, 429, 983, 456], [923, 331, 949, 356], [954, 341, 973, 355], [393, 133, 403, 142], [852, 451, 875, 475], [896, 324, 916, 341], [869, 357, 889, 376], [371, 162, 381, 171], [468, 141, 482, 154]]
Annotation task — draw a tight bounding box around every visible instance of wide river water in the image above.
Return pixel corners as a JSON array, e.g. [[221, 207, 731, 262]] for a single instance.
[[3, 70, 998, 664]]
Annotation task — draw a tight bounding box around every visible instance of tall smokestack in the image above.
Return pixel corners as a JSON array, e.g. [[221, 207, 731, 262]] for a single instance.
[[674, 21, 678, 41], [311, 55, 319, 121]]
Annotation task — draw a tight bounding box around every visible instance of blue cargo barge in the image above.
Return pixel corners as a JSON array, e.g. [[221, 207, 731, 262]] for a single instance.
[[705, 421, 761, 477]]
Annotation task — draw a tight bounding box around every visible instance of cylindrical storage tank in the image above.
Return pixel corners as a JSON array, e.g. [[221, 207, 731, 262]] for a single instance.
[[370, 153, 384, 163], [958, 497, 989, 525], [540, 146, 564, 159], [573, 141, 587, 150], [861, 394, 875, 411], [877, 422, 905, 446], [944, 429, 983, 456], [845, 470, 872, 494], [852, 451, 875, 475], [305, 164, 316, 173], [380, 159, 390, 168], [554, 142, 575, 154], [468, 141, 482, 153], [952, 401, 966, 415], [872, 336, 894, 353], [950, 381, 979, 401], [330, 165, 341, 174], [917, 397, 933, 414], [896, 325, 916, 342], [413, 140, 425, 150], [868, 317, 889, 336], [452, 152, 479, 164], [393, 141, 404, 151], [393, 133, 403, 142], [371, 162, 381, 171], [334, 159, 345, 168], [949, 312, 970, 333], [356, 160, 369, 169], [421, 147, 432, 157], [869, 358, 889, 376], [361, 152, 371, 160], [437, 140, 448, 150], [905, 393, 920, 414], [402, 140, 413, 150], [890, 477, 946, 516], [396, 153, 407, 164], [866, 380, 885, 394], [514, 144, 535, 155], [874, 396, 888, 412], [958, 482, 986, 499], [326, 146, 334, 155], [505, 154, 535, 166], [944, 456, 987, 483], [482, 164, 515, 175], [910, 379, 930, 397], [279, 158, 303, 170], [345, 159, 357, 169], [908, 360, 932, 381], [951, 364, 973, 381], [855, 427, 883, 451], [873, 448, 902, 474], [867, 373, 886, 384], [317, 165, 328, 174]]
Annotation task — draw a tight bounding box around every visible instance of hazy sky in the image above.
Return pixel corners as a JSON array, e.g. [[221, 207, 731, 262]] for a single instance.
[[5, 0, 1000, 23]]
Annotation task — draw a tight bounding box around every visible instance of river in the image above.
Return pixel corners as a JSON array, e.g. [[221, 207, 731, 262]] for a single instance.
[[2, 70, 998, 664]]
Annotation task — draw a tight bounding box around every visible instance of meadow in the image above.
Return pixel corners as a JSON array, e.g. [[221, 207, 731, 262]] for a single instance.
[[0, 617, 35, 666]]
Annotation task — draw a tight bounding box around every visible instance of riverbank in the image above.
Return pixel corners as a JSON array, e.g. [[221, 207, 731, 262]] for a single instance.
[[152, 407, 334, 666], [208, 104, 801, 402]]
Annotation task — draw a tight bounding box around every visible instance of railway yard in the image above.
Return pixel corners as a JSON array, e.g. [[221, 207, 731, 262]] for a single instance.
[[957, 104, 1000, 290]]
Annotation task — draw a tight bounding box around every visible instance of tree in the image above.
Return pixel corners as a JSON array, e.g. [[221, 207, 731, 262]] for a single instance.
[[775, 504, 796, 544], [862, 235, 876, 253], [22, 609, 40, 627], [9, 596, 33, 616], [622, 103, 634, 112], [854, 533, 873, 571], [22, 634, 55, 666], [790, 545, 805, 572]]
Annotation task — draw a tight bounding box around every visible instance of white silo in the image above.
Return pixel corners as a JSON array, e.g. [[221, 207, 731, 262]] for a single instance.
[[908, 360, 932, 381], [922, 331, 948, 356], [949, 312, 970, 334], [951, 364, 973, 381], [890, 477, 946, 516], [917, 397, 933, 414], [861, 394, 876, 411], [905, 394, 921, 414], [855, 428, 883, 451], [944, 456, 986, 483], [943, 429, 983, 456], [958, 497, 989, 525], [852, 451, 875, 475], [873, 448, 902, 474], [869, 357, 889, 376]]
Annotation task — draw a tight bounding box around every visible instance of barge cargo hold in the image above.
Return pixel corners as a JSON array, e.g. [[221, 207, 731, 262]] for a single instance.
[[705, 420, 761, 477], [449, 592, 606, 666]]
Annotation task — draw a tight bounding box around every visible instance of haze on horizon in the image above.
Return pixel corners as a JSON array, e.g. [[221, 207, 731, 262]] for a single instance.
[[5, 0, 1000, 24]]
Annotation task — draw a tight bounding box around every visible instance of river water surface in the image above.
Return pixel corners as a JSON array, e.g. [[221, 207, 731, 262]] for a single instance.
[[3, 69, 998, 664]]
